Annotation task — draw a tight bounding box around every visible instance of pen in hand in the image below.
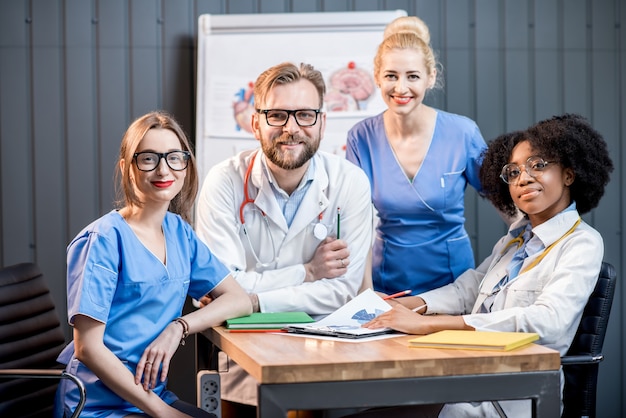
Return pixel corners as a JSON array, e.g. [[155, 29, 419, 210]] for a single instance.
[[336, 207, 341, 239], [383, 289, 412, 300]]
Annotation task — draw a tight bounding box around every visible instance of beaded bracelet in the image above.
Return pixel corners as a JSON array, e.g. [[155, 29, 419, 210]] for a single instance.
[[173, 317, 189, 346]]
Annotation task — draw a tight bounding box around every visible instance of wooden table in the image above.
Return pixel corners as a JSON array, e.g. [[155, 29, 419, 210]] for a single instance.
[[199, 327, 561, 417]]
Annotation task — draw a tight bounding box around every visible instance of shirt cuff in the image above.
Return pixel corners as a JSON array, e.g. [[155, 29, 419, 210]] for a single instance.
[[257, 264, 307, 312]]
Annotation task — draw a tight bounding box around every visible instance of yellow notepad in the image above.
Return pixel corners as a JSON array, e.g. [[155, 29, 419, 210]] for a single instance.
[[408, 330, 539, 351]]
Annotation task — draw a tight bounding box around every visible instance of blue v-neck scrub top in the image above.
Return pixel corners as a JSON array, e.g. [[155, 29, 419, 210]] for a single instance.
[[55, 210, 229, 417], [346, 111, 486, 294]]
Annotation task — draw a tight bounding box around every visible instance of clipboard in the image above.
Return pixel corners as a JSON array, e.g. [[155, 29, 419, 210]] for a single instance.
[[283, 289, 395, 339], [284, 324, 395, 339]]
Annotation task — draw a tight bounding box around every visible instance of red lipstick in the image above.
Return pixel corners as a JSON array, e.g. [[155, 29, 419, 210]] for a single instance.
[[153, 181, 174, 188]]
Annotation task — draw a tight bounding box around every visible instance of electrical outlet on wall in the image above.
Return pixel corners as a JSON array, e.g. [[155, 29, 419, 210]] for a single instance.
[[197, 370, 221, 418]]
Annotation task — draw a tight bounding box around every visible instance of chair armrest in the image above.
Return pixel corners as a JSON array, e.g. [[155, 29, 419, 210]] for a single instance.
[[0, 368, 86, 418], [560, 354, 604, 365], [0, 368, 64, 377]]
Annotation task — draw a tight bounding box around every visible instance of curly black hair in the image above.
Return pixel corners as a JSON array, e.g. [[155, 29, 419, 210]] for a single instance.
[[479, 114, 613, 218]]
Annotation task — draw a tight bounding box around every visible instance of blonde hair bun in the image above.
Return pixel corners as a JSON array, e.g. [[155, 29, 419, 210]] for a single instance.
[[383, 16, 430, 45]]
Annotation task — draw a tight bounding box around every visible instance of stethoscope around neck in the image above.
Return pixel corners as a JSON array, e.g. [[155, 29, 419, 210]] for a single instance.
[[239, 151, 329, 268]]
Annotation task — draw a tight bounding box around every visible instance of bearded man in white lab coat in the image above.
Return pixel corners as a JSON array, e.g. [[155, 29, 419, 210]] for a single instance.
[[195, 62, 374, 413]]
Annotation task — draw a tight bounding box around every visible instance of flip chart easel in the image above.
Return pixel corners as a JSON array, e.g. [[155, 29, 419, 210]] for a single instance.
[[195, 10, 407, 182]]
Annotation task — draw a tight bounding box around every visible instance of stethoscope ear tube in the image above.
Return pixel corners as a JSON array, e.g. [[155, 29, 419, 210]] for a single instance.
[[240, 151, 278, 268]]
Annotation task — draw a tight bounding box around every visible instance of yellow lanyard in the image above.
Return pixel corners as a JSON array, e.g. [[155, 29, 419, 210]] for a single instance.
[[501, 230, 525, 254], [509, 217, 581, 276]]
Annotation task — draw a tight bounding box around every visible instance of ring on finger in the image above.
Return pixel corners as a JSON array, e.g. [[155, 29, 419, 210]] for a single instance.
[[340, 259, 345, 268]]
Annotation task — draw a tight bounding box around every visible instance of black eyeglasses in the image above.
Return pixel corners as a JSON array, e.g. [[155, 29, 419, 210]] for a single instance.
[[256, 109, 321, 127], [133, 151, 190, 172], [500, 156, 552, 185]]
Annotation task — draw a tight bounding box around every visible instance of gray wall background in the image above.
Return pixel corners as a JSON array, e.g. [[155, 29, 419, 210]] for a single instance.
[[0, 0, 623, 415]]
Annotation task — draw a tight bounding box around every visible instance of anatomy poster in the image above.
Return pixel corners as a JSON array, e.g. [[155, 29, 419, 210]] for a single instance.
[[205, 57, 383, 139]]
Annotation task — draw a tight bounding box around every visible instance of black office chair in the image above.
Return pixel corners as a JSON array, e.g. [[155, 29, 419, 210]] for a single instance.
[[560, 261, 616, 418], [0, 262, 85, 418], [492, 261, 616, 418]]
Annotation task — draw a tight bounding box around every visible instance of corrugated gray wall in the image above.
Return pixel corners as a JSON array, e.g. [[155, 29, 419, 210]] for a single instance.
[[0, 0, 623, 414]]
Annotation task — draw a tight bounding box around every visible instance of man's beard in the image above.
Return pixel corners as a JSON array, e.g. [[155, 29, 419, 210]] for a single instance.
[[261, 130, 321, 170]]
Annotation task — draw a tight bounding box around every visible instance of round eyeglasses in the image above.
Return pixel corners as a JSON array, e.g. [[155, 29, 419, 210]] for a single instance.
[[256, 109, 321, 127], [133, 151, 190, 172], [500, 156, 552, 185]]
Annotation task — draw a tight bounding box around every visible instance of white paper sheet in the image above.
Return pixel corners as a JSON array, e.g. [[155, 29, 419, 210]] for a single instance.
[[285, 289, 395, 338]]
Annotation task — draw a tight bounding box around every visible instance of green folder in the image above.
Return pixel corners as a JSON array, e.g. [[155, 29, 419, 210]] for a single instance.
[[226, 312, 315, 329]]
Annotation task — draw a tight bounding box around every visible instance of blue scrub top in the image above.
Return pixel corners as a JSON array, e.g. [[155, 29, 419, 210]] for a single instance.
[[56, 210, 229, 417], [346, 110, 486, 294]]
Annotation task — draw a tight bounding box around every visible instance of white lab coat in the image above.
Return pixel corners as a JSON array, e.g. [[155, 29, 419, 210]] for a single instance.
[[420, 208, 603, 417], [196, 149, 374, 314], [195, 149, 374, 405]]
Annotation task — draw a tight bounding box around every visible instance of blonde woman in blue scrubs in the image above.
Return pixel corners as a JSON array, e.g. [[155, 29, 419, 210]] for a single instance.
[[346, 16, 487, 295], [54, 111, 251, 417]]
